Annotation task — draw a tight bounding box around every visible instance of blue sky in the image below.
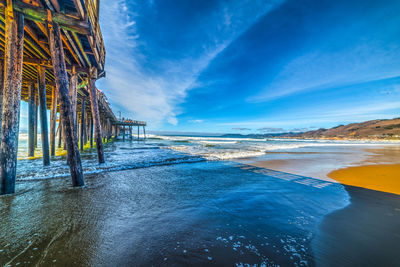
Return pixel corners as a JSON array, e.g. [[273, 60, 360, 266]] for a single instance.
[[94, 0, 400, 134]]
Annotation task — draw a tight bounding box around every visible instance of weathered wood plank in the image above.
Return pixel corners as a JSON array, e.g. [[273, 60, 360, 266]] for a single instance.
[[48, 17, 84, 186], [0, 0, 91, 35], [0, 8, 24, 195]]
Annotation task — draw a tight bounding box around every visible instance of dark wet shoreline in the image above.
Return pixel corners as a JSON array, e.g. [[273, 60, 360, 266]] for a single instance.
[[313, 185, 400, 267]]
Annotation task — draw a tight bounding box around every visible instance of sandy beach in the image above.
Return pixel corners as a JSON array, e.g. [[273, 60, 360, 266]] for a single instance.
[[237, 145, 400, 195], [328, 147, 400, 195]]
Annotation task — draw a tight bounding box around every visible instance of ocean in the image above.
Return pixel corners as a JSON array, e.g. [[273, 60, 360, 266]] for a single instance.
[[2, 134, 400, 266], [15, 133, 399, 181]]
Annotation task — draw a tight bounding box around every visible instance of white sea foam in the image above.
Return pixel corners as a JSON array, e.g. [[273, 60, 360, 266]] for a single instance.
[[14, 133, 398, 180], [162, 136, 398, 160]]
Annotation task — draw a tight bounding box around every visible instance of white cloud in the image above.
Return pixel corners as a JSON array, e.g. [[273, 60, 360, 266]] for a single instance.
[[189, 119, 204, 123], [98, 0, 285, 129]]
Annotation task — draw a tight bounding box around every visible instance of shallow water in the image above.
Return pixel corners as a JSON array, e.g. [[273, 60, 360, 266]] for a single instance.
[[15, 134, 398, 181], [1, 161, 349, 266], [4, 135, 399, 266]]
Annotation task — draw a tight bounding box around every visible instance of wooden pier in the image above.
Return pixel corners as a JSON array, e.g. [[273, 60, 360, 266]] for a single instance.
[[116, 119, 147, 140], [0, 0, 146, 195]]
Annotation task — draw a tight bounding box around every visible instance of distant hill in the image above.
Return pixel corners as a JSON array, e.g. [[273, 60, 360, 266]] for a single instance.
[[294, 118, 400, 140], [221, 132, 301, 139]]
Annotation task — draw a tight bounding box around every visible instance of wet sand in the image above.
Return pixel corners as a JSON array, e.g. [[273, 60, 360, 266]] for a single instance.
[[237, 145, 400, 266], [328, 147, 400, 195], [313, 185, 400, 267], [329, 163, 400, 195], [238, 145, 400, 194], [0, 161, 349, 266]]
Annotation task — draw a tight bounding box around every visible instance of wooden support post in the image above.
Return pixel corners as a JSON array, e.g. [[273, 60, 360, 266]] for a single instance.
[[108, 124, 110, 141], [130, 126, 132, 140], [143, 126, 146, 139], [34, 96, 38, 148], [137, 126, 140, 140], [50, 86, 57, 157], [28, 83, 35, 157], [90, 116, 93, 148], [58, 111, 62, 148], [122, 122, 125, 141], [86, 116, 90, 144], [0, 60, 4, 139], [0, 8, 24, 195], [101, 117, 105, 143], [80, 100, 85, 150], [84, 115, 88, 144], [38, 66, 50, 166], [69, 67, 78, 135], [48, 15, 84, 186], [88, 76, 105, 164]]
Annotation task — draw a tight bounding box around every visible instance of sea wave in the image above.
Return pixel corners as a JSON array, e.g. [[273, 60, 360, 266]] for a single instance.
[[14, 134, 398, 181]]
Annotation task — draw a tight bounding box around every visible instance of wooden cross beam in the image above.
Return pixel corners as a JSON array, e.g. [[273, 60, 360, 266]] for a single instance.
[[0, 0, 91, 35]]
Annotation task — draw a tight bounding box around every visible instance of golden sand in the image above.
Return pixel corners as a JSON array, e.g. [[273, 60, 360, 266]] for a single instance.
[[328, 164, 400, 195], [237, 146, 400, 195]]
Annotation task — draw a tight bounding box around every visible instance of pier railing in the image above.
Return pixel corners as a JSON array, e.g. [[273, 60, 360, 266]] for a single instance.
[[117, 119, 147, 126]]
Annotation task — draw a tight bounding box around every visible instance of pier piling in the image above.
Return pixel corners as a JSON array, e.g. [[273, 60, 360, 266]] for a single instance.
[[58, 112, 62, 148], [0, 8, 24, 195], [28, 83, 35, 157], [48, 16, 84, 186], [69, 68, 78, 135], [0, 60, 4, 139], [90, 117, 94, 148], [88, 76, 105, 164], [34, 98, 38, 148], [50, 86, 58, 157], [38, 66, 50, 166], [80, 100, 85, 151]]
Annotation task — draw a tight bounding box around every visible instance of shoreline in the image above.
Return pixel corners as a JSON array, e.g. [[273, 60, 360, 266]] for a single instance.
[[312, 184, 400, 266], [236, 145, 400, 195], [271, 136, 400, 142], [328, 163, 400, 195]]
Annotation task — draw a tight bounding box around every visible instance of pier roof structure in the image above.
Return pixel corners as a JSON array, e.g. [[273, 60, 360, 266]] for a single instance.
[[0, 0, 117, 120]]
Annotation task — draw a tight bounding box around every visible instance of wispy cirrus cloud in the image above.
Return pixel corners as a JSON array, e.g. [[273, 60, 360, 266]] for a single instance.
[[98, 0, 285, 128], [189, 119, 204, 124], [247, 2, 400, 103]]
